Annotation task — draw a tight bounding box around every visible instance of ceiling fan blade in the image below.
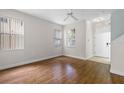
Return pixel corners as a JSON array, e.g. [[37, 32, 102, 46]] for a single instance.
[[71, 15, 78, 21], [64, 15, 69, 21], [68, 9, 72, 13]]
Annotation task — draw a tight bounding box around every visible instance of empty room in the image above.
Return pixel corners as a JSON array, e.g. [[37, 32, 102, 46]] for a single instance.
[[0, 9, 124, 84]]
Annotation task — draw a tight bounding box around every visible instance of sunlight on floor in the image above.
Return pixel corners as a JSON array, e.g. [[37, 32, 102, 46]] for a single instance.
[[88, 56, 110, 64]]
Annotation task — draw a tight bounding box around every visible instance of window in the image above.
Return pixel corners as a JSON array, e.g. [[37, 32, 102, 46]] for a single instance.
[[54, 29, 62, 47], [66, 28, 76, 47], [0, 17, 24, 50]]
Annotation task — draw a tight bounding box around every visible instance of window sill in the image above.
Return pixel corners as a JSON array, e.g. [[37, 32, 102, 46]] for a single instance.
[[0, 49, 24, 52], [66, 46, 76, 48]]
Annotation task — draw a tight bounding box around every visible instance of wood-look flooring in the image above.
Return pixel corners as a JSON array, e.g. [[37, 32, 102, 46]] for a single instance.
[[0, 56, 124, 84]]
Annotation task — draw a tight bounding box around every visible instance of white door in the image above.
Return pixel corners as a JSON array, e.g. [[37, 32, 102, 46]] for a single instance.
[[94, 25, 111, 58]]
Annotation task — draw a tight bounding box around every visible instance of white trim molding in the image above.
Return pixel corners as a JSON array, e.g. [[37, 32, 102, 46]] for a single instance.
[[110, 69, 124, 76], [64, 54, 87, 60], [0, 55, 62, 70]]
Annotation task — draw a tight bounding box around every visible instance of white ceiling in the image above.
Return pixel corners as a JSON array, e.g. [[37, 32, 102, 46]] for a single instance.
[[17, 9, 116, 25]]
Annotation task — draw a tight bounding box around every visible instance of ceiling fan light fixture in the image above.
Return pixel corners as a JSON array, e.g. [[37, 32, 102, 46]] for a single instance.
[[64, 9, 78, 21]]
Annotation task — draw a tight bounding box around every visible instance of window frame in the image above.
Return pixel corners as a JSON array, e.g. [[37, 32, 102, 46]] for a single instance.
[[53, 29, 62, 47], [65, 28, 76, 48], [0, 16, 24, 51]]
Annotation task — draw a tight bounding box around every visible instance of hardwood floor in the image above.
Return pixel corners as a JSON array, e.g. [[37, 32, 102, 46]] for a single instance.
[[0, 56, 124, 84]]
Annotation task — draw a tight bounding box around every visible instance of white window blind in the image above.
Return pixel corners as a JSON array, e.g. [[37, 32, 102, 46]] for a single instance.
[[66, 28, 76, 47], [54, 29, 62, 47], [0, 17, 24, 50]]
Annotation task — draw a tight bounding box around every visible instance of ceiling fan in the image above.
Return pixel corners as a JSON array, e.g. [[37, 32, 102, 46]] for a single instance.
[[64, 9, 78, 21]]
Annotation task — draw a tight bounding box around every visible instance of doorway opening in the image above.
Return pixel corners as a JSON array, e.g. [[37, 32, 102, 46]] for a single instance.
[[86, 14, 111, 64]]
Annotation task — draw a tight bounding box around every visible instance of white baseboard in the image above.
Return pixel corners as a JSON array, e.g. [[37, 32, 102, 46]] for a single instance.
[[64, 54, 86, 60], [110, 69, 124, 76], [0, 55, 62, 70]]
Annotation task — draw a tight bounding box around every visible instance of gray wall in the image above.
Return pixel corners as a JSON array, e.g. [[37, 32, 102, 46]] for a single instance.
[[111, 10, 124, 76], [0, 9, 63, 69], [111, 10, 124, 41]]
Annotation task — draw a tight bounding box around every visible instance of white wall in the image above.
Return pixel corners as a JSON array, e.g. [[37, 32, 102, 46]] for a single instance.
[[110, 10, 124, 76], [64, 21, 86, 59], [0, 9, 63, 69], [111, 34, 124, 76], [85, 20, 93, 59]]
